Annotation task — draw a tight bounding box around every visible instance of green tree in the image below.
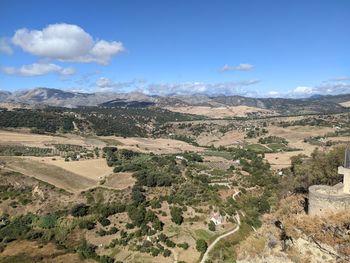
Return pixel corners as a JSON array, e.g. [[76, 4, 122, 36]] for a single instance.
[[71, 203, 89, 217], [163, 249, 171, 257], [208, 220, 216, 231], [196, 239, 208, 254], [170, 207, 183, 225]]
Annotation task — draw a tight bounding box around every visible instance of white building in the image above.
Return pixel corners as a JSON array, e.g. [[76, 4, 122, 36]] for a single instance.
[[210, 212, 224, 225]]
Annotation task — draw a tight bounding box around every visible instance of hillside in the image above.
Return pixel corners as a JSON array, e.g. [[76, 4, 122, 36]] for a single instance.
[[0, 88, 349, 115]]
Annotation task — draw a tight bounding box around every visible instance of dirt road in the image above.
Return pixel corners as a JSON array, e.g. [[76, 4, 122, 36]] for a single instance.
[[200, 213, 241, 263]]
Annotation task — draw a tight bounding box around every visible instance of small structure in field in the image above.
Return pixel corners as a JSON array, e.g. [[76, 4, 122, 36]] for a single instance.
[[175, 155, 187, 161], [210, 212, 224, 225]]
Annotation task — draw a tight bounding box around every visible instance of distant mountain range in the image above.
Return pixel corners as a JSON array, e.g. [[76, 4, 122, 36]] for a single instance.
[[1, 87, 350, 115]]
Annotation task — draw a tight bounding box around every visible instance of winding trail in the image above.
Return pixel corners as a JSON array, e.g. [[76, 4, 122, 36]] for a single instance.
[[200, 213, 241, 263]]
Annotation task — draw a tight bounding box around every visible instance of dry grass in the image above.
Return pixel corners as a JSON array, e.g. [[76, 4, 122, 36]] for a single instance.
[[1, 156, 97, 193], [29, 157, 113, 181], [0, 240, 91, 263], [0, 129, 95, 148], [165, 106, 276, 118], [265, 125, 337, 169], [340, 101, 350, 107], [103, 172, 136, 189], [197, 129, 245, 147], [100, 136, 203, 154]]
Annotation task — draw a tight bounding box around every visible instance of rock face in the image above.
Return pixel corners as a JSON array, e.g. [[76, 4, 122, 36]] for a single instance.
[[236, 195, 350, 263]]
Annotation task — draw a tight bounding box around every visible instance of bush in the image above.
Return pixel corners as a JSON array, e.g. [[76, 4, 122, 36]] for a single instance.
[[177, 242, 189, 250], [37, 214, 57, 229], [71, 203, 89, 217], [113, 166, 123, 173], [170, 207, 183, 225], [208, 220, 216, 231], [163, 248, 171, 257], [79, 220, 96, 230], [165, 239, 176, 248], [98, 217, 111, 227], [196, 239, 208, 254]]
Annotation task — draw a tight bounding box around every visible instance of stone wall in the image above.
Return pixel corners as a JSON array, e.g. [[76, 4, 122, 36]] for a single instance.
[[308, 184, 350, 216]]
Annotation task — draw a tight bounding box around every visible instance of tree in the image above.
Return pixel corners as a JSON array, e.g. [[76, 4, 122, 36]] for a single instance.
[[127, 205, 146, 226], [98, 217, 111, 227], [170, 207, 183, 225], [163, 249, 171, 257], [196, 239, 208, 254], [208, 220, 216, 232], [177, 242, 189, 250], [131, 186, 146, 205], [71, 203, 89, 217]]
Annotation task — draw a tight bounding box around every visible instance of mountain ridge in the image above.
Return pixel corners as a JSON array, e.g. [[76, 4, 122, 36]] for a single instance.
[[1, 87, 350, 115]]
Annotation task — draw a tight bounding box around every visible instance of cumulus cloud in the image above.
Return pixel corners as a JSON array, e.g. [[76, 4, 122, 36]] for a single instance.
[[221, 63, 254, 72], [12, 23, 124, 65], [292, 86, 314, 95], [1, 63, 75, 76], [147, 80, 259, 96], [267, 91, 280, 97], [0, 38, 13, 54], [95, 77, 145, 92], [267, 81, 350, 98], [91, 77, 259, 95]]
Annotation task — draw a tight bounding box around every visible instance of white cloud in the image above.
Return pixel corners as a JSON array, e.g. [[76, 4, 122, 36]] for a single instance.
[[92, 78, 259, 95], [147, 80, 259, 96], [95, 77, 143, 92], [221, 63, 254, 72], [12, 23, 124, 65], [268, 91, 280, 97], [1, 63, 76, 76], [0, 38, 13, 54], [269, 82, 350, 98], [292, 86, 314, 94]]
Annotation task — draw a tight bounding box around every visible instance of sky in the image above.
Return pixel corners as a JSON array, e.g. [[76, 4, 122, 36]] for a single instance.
[[0, 0, 349, 97]]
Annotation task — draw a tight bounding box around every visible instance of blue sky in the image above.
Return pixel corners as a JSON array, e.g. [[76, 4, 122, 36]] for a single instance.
[[0, 0, 349, 97]]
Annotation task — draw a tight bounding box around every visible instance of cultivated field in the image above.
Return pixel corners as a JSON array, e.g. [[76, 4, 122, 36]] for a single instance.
[[29, 157, 113, 181], [103, 172, 136, 190], [0, 240, 91, 263], [165, 106, 276, 118], [1, 156, 96, 193], [101, 136, 204, 154], [340, 101, 350, 107], [197, 129, 246, 147], [265, 125, 336, 168], [0, 129, 99, 148]]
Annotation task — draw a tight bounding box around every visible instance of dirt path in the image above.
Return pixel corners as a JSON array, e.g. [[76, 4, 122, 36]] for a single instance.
[[200, 213, 241, 263], [170, 247, 178, 263], [232, 190, 240, 200]]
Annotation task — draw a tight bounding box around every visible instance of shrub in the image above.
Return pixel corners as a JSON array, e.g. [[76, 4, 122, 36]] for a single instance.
[[177, 242, 189, 250], [98, 217, 111, 227], [208, 220, 216, 231], [37, 214, 57, 229], [71, 203, 89, 217], [163, 248, 171, 257], [165, 239, 176, 248], [170, 207, 183, 225], [196, 239, 208, 253], [79, 220, 96, 230]]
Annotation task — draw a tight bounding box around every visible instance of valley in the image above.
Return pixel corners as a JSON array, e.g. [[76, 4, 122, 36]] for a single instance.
[[0, 97, 349, 262]]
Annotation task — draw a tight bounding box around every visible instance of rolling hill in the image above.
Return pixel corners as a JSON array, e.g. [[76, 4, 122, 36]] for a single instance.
[[0, 87, 349, 115]]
